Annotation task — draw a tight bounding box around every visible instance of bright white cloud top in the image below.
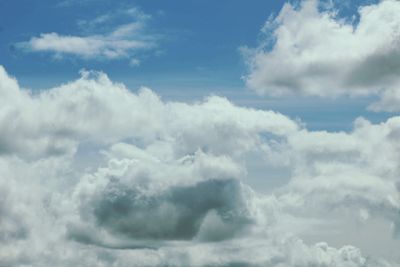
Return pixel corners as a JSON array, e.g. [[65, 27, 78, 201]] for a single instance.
[[243, 0, 400, 111]]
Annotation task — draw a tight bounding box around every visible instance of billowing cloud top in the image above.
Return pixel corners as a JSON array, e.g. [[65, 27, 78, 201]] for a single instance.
[[243, 0, 400, 111]]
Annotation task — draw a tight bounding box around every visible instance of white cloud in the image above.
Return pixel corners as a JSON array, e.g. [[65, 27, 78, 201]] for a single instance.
[[273, 116, 400, 252], [1, 65, 400, 266], [21, 7, 157, 61], [0, 66, 298, 159], [243, 0, 400, 111]]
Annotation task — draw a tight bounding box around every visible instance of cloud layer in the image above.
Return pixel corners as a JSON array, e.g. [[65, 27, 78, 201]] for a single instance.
[[243, 0, 400, 111], [1, 64, 400, 266]]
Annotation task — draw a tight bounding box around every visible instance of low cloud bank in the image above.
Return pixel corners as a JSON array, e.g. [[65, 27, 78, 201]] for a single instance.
[[0, 65, 399, 266]]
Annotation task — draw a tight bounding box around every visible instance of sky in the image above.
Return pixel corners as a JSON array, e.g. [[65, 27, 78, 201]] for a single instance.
[[0, 0, 394, 131], [1, 0, 400, 266]]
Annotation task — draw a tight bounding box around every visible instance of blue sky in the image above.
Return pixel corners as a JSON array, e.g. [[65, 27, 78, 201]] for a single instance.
[[1, 0, 283, 85], [0, 0, 393, 131]]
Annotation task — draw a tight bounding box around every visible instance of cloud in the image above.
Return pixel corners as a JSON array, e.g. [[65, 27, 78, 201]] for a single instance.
[[1, 65, 400, 266], [272, 116, 400, 246], [20, 7, 157, 61], [72, 179, 253, 243], [243, 0, 400, 111], [0, 66, 298, 159]]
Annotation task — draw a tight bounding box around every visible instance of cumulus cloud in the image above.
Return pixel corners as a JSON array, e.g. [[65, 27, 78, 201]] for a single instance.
[[20, 7, 157, 61], [0, 65, 297, 159], [1, 64, 400, 266], [70, 149, 255, 246], [243, 0, 400, 111]]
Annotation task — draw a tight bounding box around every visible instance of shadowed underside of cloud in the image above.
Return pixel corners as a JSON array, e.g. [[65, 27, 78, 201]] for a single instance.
[[243, 0, 400, 111], [75, 178, 253, 243], [0, 64, 400, 266]]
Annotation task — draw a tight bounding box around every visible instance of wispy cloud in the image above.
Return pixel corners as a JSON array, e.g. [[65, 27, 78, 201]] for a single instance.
[[76, 7, 152, 33], [20, 7, 158, 62]]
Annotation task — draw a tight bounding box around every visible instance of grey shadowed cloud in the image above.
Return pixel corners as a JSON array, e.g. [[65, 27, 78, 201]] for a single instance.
[[87, 178, 251, 241], [242, 0, 400, 111]]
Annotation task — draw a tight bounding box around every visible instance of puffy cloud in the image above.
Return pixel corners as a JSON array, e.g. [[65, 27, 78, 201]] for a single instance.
[[19, 7, 157, 61], [243, 0, 400, 111], [69, 149, 255, 246], [273, 116, 400, 246], [0, 66, 298, 159], [0, 65, 399, 266], [369, 88, 400, 112]]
